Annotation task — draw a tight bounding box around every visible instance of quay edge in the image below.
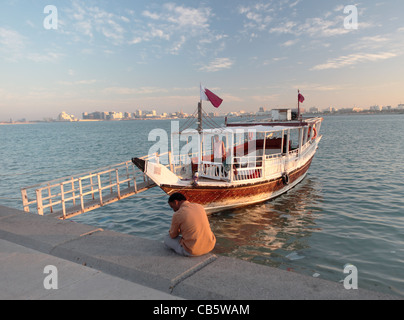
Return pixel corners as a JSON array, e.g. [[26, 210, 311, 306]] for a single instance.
[[0, 205, 401, 300]]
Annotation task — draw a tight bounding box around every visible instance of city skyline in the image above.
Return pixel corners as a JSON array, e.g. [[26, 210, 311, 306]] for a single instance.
[[1, 1, 404, 121], [5, 101, 400, 123]]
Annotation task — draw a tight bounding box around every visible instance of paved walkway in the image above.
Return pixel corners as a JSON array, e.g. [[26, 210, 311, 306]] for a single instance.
[[0, 239, 181, 300], [0, 205, 400, 300]]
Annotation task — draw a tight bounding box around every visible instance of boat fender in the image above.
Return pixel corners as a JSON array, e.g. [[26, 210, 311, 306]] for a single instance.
[[282, 173, 289, 185], [192, 172, 199, 186], [312, 127, 317, 141]]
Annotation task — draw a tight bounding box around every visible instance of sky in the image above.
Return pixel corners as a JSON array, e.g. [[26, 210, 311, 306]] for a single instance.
[[1, 0, 404, 120]]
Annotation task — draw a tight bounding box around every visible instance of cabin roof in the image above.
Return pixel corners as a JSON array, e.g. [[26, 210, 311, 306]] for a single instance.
[[174, 117, 322, 135], [177, 124, 300, 135]]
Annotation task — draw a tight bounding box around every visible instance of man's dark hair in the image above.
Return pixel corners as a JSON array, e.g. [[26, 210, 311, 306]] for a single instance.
[[168, 192, 187, 203]]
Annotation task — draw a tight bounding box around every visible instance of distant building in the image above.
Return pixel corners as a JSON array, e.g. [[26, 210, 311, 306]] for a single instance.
[[397, 104, 404, 110], [339, 108, 354, 113], [256, 107, 271, 116], [107, 112, 123, 120], [82, 111, 105, 120], [58, 111, 76, 121], [370, 105, 381, 111]]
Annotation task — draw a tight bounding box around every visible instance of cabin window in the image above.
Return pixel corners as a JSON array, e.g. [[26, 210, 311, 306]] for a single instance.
[[289, 128, 300, 150]]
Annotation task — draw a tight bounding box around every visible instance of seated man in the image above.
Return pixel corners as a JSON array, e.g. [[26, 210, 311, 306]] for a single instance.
[[164, 192, 216, 257]]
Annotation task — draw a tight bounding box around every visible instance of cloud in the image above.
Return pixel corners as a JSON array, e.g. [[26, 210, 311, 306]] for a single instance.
[[0, 27, 62, 63], [164, 3, 211, 29], [139, 4, 213, 36], [221, 94, 244, 102], [269, 16, 350, 38], [67, 1, 128, 44], [0, 27, 25, 51], [289, 0, 301, 8], [344, 35, 390, 51], [26, 52, 64, 63], [59, 79, 97, 86], [294, 83, 343, 91], [59, 2, 226, 61], [237, 2, 356, 40], [0, 27, 27, 61], [170, 36, 186, 55], [281, 39, 300, 47], [103, 87, 169, 95], [311, 51, 397, 70], [238, 3, 274, 33], [251, 94, 279, 102], [199, 58, 234, 72], [131, 3, 224, 57], [131, 23, 170, 43], [142, 10, 160, 20]]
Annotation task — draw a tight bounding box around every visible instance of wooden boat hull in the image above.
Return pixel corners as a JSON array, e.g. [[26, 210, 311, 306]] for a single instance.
[[160, 156, 314, 214]]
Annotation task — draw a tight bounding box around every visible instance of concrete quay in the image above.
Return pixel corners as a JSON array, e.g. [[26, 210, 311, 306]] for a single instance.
[[0, 205, 400, 300]]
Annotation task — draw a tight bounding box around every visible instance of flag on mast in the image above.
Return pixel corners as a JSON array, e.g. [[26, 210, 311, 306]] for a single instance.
[[200, 84, 223, 108], [297, 90, 304, 120], [298, 91, 305, 103]]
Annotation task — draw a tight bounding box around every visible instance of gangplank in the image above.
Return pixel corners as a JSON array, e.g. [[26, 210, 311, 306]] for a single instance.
[[21, 160, 156, 220]]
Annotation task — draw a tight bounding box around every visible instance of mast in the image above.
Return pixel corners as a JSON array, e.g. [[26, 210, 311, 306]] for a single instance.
[[297, 89, 301, 121], [198, 100, 203, 134], [197, 99, 203, 168]]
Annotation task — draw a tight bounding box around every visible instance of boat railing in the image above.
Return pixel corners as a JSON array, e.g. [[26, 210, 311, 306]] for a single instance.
[[265, 153, 283, 160], [288, 148, 299, 157], [21, 160, 153, 219], [198, 154, 265, 182], [140, 151, 203, 178], [199, 161, 227, 180], [233, 166, 263, 182], [232, 155, 263, 182], [139, 132, 319, 184]]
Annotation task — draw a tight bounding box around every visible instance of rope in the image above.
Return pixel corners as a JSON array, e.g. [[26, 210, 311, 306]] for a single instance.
[[202, 114, 220, 129], [178, 106, 223, 133], [202, 109, 222, 129], [179, 108, 198, 133]]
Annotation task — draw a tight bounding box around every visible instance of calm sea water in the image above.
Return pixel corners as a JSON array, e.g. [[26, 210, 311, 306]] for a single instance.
[[1, 114, 403, 297]]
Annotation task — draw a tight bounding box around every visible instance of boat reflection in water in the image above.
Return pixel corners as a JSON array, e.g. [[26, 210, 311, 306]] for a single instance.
[[209, 176, 323, 270]]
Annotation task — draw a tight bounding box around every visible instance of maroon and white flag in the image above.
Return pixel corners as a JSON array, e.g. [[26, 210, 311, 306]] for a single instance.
[[200, 84, 223, 108], [298, 92, 305, 103]]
